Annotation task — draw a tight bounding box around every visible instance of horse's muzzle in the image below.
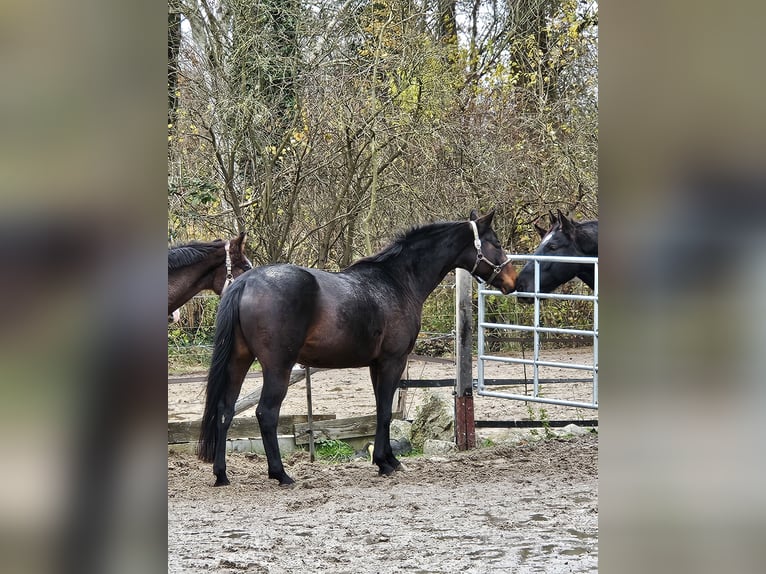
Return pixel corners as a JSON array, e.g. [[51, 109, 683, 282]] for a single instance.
[[493, 263, 518, 295], [512, 276, 535, 303]]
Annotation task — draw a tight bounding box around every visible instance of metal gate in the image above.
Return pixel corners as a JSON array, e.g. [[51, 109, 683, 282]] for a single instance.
[[476, 254, 598, 409]]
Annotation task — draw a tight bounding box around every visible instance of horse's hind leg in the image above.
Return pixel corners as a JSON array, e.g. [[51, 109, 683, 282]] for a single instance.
[[370, 356, 408, 476], [213, 349, 253, 486], [256, 367, 294, 486]]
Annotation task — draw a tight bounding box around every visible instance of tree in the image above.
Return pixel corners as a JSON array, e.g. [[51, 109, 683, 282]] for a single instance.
[[168, 0, 598, 264]]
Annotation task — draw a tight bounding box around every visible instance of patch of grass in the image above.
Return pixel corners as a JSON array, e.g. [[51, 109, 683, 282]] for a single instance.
[[401, 446, 422, 458], [314, 439, 355, 462], [480, 438, 496, 448], [539, 407, 554, 439], [525, 403, 554, 439]]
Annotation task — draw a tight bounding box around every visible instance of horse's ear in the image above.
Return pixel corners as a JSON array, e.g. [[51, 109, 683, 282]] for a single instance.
[[534, 222, 548, 238], [557, 209, 575, 236], [469, 209, 479, 221], [476, 209, 495, 229], [238, 231, 247, 251], [544, 210, 555, 229]]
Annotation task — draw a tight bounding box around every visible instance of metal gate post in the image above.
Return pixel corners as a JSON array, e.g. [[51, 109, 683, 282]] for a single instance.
[[454, 269, 476, 450]]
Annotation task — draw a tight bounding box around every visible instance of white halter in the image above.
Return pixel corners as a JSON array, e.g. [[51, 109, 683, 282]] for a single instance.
[[468, 220, 511, 286], [222, 240, 233, 291]]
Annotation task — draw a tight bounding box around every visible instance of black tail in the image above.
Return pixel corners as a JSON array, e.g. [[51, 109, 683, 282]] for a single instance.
[[197, 278, 248, 462]]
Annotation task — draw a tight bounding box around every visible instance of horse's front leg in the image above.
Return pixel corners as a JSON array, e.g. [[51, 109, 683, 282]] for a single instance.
[[370, 356, 408, 476], [256, 367, 294, 486]]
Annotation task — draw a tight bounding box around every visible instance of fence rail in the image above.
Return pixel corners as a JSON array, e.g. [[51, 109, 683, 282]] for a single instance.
[[476, 254, 598, 410]]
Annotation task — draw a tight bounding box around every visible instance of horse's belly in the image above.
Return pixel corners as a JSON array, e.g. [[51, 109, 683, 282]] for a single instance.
[[297, 334, 381, 369]]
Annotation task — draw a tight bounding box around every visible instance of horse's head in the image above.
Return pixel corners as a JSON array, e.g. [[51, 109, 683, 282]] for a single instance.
[[515, 210, 585, 302], [212, 232, 252, 294], [466, 209, 517, 294], [229, 231, 253, 273]]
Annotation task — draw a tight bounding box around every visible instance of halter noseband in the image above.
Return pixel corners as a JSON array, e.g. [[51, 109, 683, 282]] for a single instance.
[[223, 240, 234, 291], [469, 220, 512, 287]]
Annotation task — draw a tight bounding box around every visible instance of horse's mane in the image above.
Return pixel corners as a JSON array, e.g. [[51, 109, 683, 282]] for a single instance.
[[349, 220, 462, 267], [575, 219, 598, 234], [563, 219, 598, 256], [168, 241, 222, 270]]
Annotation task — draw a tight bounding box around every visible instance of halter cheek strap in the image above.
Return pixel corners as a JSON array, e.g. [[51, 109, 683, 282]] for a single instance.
[[469, 220, 512, 286], [469, 220, 485, 278], [223, 240, 234, 291]]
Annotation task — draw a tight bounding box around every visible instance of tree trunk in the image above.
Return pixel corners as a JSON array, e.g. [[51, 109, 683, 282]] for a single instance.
[[167, 0, 181, 130], [437, 0, 457, 44]]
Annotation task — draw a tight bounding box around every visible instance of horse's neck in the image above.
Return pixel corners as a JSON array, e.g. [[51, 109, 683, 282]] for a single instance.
[[574, 223, 597, 289], [168, 259, 221, 310], [387, 240, 466, 303], [576, 223, 598, 256], [576, 269, 595, 290]]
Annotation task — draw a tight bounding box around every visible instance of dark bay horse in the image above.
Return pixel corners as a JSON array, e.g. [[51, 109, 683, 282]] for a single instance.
[[168, 232, 252, 317], [198, 210, 517, 486], [514, 210, 598, 303]]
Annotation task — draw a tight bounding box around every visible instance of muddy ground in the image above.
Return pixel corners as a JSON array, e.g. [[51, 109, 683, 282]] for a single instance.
[[169, 434, 597, 573], [168, 348, 597, 573]]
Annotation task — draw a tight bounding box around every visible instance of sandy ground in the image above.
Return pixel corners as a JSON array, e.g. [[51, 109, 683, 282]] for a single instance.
[[169, 434, 597, 574], [168, 348, 597, 573]]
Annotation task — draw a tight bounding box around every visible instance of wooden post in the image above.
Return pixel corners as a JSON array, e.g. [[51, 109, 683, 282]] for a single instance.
[[454, 269, 476, 450], [305, 365, 315, 462], [234, 367, 326, 416], [395, 362, 408, 416]]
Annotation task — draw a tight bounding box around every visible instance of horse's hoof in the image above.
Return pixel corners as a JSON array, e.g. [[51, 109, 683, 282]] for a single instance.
[[378, 465, 396, 477], [269, 471, 295, 487], [281, 475, 295, 486], [213, 477, 230, 487]]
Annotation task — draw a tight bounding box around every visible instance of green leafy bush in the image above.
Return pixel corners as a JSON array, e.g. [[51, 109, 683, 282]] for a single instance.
[[315, 439, 355, 462]]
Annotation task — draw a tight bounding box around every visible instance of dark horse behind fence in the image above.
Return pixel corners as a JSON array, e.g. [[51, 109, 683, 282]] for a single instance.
[[514, 210, 598, 303], [168, 232, 252, 317], [198, 210, 517, 486]]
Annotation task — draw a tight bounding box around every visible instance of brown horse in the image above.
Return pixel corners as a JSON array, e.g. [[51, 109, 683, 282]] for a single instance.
[[198, 210, 517, 486], [168, 232, 252, 317]]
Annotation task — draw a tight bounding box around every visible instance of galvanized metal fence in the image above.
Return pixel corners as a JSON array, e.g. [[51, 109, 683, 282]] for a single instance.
[[476, 254, 599, 409]]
